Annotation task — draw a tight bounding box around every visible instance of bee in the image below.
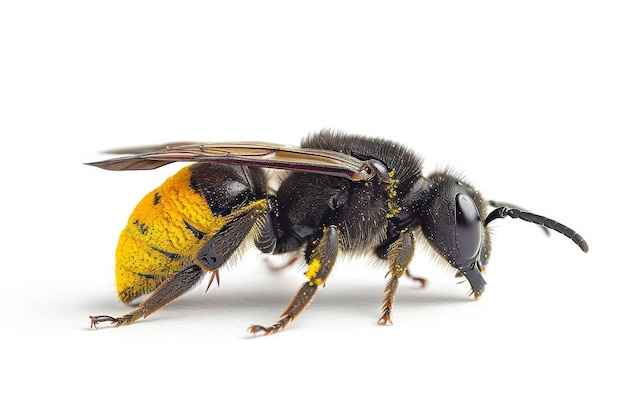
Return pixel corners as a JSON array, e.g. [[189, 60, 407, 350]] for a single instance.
[[87, 130, 588, 334]]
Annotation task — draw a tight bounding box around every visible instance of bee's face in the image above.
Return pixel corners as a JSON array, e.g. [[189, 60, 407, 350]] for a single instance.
[[416, 172, 490, 295]]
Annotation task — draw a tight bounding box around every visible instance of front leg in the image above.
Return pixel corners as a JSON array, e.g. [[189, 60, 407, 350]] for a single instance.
[[378, 231, 415, 325], [249, 225, 340, 336]]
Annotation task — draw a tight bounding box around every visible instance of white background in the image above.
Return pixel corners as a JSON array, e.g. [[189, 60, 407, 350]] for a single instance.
[[1, 1, 623, 416]]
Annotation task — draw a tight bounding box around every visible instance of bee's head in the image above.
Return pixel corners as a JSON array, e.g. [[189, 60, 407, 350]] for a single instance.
[[412, 172, 490, 296], [400, 171, 588, 297]]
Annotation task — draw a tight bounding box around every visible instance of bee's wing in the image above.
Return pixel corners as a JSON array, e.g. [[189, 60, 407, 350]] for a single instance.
[[86, 142, 375, 181]]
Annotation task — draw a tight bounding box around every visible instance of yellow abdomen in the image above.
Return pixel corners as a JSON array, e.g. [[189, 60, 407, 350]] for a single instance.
[[115, 166, 226, 303]]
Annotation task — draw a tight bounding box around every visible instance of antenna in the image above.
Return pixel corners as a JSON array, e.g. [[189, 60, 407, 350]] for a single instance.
[[484, 207, 588, 253]]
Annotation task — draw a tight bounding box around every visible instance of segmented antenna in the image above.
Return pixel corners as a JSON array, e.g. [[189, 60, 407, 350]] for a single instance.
[[484, 207, 589, 253]]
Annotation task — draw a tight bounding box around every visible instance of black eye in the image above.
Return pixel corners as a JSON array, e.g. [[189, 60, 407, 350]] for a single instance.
[[455, 193, 481, 260]]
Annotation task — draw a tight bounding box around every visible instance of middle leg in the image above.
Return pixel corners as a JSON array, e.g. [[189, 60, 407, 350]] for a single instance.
[[249, 225, 340, 335]]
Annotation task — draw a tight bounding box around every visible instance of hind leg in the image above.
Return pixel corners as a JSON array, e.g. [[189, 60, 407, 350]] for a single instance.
[[91, 200, 269, 328], [90, 264, 205, 327]]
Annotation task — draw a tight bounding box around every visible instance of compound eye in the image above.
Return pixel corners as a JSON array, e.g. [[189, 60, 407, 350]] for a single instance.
[[455, 193, 481, 260]]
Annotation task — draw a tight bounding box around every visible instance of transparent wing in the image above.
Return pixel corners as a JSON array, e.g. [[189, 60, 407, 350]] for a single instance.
[[86, 142, 376, 181]]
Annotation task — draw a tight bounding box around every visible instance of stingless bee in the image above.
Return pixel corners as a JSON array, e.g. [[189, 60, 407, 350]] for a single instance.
[[87, 130, 588, 334]]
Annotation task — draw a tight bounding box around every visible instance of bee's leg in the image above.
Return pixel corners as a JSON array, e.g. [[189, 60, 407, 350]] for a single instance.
[[404, 270, 428, 287], [263, 253, 299, 271], [90, 264, 206, 328], [91, 200, 269, 328], [248, 225, 340, 336], [254, 199, 299, 271], [378, 231, 415, 325]]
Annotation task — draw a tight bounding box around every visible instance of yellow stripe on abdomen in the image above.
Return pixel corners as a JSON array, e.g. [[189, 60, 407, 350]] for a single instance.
[[115, 166, 227, 303]]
